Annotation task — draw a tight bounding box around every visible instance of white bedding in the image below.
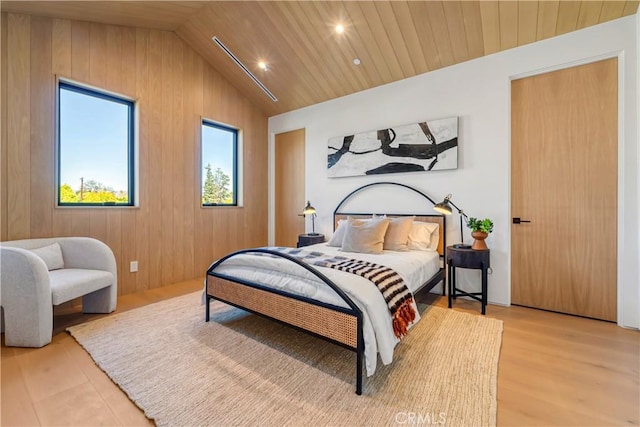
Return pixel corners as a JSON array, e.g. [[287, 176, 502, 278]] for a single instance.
[[209, 243, 441, 376]]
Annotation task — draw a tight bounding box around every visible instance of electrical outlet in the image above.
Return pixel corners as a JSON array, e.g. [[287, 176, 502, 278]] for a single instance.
[[130, 261, 138, 273]]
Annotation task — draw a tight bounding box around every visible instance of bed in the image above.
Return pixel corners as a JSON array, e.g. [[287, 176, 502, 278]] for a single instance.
[[205, 182, 447, 394]]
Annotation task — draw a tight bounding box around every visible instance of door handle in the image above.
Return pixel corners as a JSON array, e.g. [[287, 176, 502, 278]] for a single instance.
[[512, 217, 532, 224]]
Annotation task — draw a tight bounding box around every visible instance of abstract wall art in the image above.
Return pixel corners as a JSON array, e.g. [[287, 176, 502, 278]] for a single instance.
[[327, 117, 458, 178]]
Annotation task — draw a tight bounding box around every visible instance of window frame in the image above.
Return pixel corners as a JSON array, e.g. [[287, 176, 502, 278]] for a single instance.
[[201, 119, 239, 207], [56, 79, 136, 207]]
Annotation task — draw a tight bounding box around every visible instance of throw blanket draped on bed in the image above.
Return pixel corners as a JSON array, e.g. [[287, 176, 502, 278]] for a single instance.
[[262, 247, 417, 339]]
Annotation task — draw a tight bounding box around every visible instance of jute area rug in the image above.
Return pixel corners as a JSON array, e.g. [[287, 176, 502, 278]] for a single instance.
[[68, 292, 503, 427]]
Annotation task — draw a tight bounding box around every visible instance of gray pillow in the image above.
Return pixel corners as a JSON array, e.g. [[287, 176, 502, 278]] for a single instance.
[[31, 243, 64, 271]]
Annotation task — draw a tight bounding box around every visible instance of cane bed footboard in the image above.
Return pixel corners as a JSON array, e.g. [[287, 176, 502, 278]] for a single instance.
[[207, 276, 359, 349], [206, 247, 365, 394]]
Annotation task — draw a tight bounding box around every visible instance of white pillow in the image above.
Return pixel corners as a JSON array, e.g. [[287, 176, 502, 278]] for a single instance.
[[31, 243, 64, 271], [341, 217, 390, 254], [427, 224, 440, 251], [408, 222, 439, 251], [327, 219, 348, 247]]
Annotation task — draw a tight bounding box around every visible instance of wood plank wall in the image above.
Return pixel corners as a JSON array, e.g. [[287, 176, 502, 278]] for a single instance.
[[0, 13, 269, 295]]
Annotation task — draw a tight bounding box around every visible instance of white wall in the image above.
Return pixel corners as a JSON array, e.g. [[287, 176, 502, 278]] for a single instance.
[[268, 16, 639, 329], [637, 9, 640, 325]]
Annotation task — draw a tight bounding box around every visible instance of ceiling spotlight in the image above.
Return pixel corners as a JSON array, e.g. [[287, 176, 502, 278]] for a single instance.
[[335, 24, 344, 34], [258, 61, 268, 71], [353, 58, 361, 65]]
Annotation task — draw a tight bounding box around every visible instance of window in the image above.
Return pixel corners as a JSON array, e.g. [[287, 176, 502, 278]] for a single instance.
[[57, 80, 135, 206], [201, 120, 238, 206]]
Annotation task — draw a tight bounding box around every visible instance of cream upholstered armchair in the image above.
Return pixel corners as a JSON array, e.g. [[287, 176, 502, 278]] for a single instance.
[[0, 237, 117, 347]]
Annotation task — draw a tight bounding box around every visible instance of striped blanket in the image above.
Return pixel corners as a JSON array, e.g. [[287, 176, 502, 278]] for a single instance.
[[262, 247, 417, 339]]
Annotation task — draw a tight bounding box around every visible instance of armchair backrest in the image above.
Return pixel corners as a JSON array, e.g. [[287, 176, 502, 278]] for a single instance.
[[1, 237, 117, 277]]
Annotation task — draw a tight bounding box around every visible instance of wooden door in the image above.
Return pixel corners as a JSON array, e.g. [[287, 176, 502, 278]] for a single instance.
[[511, 58, 617, 321], [275, 129, 305, 247]]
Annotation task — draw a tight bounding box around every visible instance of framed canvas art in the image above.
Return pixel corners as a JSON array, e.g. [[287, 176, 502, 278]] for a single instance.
[[327, 117, 458, 178]]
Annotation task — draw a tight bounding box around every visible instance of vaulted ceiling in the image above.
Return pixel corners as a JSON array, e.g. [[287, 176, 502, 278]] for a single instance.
[[2, 1, 639, 116]]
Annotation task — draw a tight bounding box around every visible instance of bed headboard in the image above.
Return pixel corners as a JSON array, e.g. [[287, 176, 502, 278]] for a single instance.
[[333, 182, 447, 258]]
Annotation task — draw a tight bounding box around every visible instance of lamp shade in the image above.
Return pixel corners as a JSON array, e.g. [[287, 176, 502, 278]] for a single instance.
[[302, 201, 316, 215], [433, 194, 453, 215]]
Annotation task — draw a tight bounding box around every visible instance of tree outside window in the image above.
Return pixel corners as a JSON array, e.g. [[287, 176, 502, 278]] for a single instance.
[[202, 164, 232, 204]]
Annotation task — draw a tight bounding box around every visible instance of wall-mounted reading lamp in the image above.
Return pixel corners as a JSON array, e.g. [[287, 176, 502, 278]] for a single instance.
[[433, 194, 471, 249], [301, 201, 318, 235]]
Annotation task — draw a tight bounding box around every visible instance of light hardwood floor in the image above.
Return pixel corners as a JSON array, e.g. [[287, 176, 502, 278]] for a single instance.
[[2, 279, 638, 426]]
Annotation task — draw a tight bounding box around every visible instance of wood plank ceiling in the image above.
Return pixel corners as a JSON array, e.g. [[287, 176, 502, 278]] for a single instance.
[[2, 1, 638, 116]]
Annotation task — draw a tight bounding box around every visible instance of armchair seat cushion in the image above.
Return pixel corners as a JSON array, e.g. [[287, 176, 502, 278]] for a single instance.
[[49, 269, 114, 306]]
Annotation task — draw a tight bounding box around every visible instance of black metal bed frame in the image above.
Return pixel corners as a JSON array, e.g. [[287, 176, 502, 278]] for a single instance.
[[205, 182, 447, 395]]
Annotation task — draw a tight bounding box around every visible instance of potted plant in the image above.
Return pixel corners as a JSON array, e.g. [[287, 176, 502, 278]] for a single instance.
[[466, 217, 494, 250]]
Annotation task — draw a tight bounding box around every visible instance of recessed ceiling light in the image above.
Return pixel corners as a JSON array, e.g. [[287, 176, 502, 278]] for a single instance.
[[335, 24, 344, 34], [258, 61, 268, 71], [353, 58, 361, 65]]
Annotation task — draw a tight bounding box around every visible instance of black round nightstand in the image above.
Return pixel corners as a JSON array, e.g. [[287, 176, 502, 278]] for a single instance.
[[297, 233, 325, 248], [446, 246, 490, 314]]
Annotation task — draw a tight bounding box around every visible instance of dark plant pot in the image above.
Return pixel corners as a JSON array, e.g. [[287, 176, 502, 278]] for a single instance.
[[471, 231, 489, 250]]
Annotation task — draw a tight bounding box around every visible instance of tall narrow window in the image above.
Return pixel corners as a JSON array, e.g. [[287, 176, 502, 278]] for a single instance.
[[201, 120, 238, 206], [57, 81, 135, 206]]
